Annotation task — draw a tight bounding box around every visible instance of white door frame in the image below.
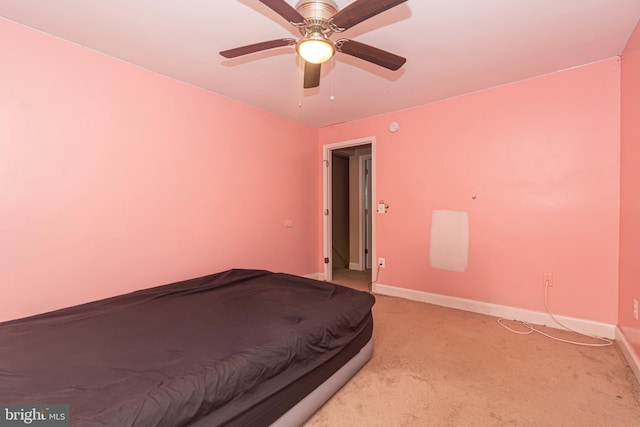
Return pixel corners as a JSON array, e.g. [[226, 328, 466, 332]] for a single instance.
[[323, 136, 376, 282], [360, 154, 373, 270]]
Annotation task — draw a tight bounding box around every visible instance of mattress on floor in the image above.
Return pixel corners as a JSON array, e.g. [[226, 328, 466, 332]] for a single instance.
[[0, 269, 375, 426]]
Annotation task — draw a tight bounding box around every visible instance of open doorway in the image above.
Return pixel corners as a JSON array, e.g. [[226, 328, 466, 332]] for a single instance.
[[323, 137, 375, 292]]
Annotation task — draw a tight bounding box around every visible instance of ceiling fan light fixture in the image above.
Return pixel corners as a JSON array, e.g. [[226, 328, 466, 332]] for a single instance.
[[297, 35, 335, 64]]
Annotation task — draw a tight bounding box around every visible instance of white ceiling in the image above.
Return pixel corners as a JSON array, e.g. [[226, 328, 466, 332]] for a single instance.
[[1, 0, 639, 128]]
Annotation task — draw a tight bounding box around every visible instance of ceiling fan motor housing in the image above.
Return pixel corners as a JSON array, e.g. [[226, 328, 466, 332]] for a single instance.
[[295, 0, 338, 20], [295, 0, 338, 37]]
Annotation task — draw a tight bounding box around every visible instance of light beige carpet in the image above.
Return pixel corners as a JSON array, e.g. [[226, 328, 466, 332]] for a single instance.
[[305, 269, 640, 426]]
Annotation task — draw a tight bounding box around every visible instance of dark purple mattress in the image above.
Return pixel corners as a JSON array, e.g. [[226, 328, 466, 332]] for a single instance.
[[0, 269, 375, 426]]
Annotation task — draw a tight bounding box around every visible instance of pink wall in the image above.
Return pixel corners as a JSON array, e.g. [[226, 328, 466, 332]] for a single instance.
[[0, 18, 319, 322], [1, 15, 627, 330], [620, 21, 640, 356], [320, 59, 621, 323]]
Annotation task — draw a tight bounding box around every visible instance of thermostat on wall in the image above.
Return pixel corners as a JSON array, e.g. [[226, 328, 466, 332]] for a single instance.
[[388, 121, 399, 133]]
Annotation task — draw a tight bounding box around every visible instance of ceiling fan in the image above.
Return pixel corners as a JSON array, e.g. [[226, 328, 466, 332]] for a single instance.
[[220, 0, 408, 88]]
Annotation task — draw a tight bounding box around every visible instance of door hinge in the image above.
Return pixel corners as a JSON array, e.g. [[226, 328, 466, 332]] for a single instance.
[[324, 209, 329, 216], [324, 257, 330, 264]]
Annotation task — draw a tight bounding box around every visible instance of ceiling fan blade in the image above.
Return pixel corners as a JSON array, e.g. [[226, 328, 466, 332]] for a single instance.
[[304, 62, 321, 88], [220, 38, 296, 58], [259, 0, 305, 24], [336, 39, 406, 70], [331, 0, 407, 31]]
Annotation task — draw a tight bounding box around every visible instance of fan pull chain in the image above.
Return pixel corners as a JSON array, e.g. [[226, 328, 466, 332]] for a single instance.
[[298, 57, 303, 108], [329, 56, 336, 101]]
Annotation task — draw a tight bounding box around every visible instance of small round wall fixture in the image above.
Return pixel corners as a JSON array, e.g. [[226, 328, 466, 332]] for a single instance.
[[389, 121, 400, 133]]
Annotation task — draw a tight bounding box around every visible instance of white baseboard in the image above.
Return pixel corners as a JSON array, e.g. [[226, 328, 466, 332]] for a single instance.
[[349, 262, 363, 271], [616, 327, 640, 383], [303, 272, 325, 281], [373, 282, 617, 339]]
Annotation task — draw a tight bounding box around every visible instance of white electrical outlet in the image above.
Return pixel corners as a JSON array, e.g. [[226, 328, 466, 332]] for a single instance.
[[543, 273, 553, 287], [378, 258, 385, 268], [634, 299, 638, 320]]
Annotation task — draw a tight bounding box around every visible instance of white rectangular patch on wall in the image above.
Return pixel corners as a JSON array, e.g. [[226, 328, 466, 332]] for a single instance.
[[429, 210, 469, 272]]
